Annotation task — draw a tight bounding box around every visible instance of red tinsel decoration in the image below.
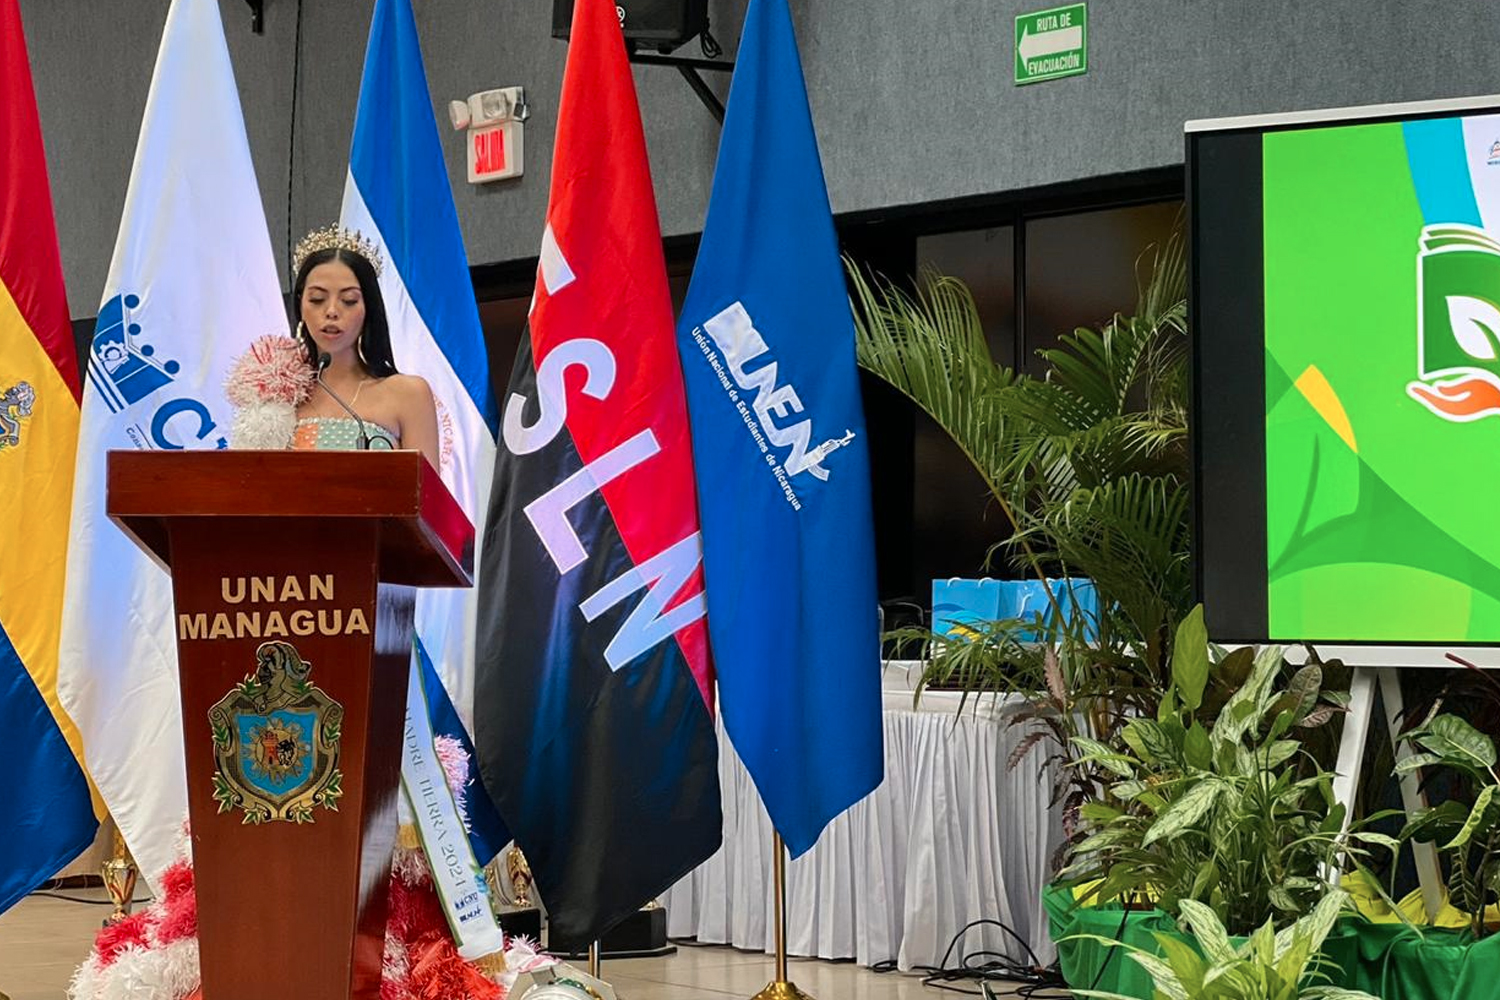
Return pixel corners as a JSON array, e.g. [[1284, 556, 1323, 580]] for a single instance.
[[386, 874, 427, 941], [93, 910, 155, 966], [408, 938, 503, 1000], [380, 972, 410, 1000], [154, 860, 198, 944], [387, 869, 504, 1000]]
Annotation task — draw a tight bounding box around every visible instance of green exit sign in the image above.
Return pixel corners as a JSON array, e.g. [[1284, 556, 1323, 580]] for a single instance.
[[1015, 3, 1088, 85]]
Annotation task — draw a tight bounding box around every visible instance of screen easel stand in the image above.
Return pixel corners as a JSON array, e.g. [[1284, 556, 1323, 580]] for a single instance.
[[1295, 646, 1462, 921]]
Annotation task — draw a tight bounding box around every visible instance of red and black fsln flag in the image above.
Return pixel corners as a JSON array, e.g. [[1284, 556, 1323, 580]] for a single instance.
[[472, 0, 721, 945]]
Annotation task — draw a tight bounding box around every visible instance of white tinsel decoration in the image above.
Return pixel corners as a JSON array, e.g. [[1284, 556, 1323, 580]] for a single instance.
[[229, 399, 297, 450], [433, 734, 473, 829], [391, 833, 434, 886], [67, 955, 104, 1000], [88, 939, 199, 1000]]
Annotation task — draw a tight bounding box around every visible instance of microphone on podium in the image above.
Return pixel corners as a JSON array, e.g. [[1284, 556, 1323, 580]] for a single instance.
[[317, 351, 371, 451]]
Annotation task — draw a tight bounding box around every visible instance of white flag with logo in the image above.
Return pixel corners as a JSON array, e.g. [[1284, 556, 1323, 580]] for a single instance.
[[57, 0, 286, 886]]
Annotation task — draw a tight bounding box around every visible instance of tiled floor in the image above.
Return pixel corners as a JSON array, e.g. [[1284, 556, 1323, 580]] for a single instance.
[[0, 889, 1029, 999]]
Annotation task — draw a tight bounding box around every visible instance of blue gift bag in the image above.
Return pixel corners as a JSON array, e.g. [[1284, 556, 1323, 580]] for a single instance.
[[931, 577, 1003, 638], [1007, 577, 1099, 641], [933, 577, 1100, 642]]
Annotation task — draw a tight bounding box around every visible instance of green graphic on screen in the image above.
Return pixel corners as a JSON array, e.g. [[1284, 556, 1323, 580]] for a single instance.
[[1264, 114, 1500, 641]]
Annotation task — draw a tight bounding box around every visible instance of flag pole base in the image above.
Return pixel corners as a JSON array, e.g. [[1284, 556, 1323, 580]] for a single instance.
[[753, 833, 812, 1000]]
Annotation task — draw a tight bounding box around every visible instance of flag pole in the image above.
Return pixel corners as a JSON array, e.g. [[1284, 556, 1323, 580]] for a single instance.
[[750, 832, 812, 1000], [588, 940, 602, 979]]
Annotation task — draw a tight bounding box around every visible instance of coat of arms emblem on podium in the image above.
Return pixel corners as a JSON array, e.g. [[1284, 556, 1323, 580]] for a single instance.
[[208, 641, 344, 824]]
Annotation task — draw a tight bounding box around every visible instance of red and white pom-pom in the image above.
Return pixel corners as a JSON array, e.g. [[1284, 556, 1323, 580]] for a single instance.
[[224, 334, 314, 407], [224, 334, 315, 450]]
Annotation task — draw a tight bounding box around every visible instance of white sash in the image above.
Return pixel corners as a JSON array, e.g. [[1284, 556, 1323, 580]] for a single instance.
[[400, 661, 507, 961]]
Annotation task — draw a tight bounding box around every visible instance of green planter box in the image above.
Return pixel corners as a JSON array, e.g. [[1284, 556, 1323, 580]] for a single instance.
[[1043, 882, 1500, 1000], [1319, 919, 1500, 999], [1043, 883, 1170, 999]]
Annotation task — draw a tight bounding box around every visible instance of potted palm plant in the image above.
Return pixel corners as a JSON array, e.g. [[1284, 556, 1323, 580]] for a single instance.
[[849, 232, 1200, 824], [849, 229, 1190, 671]]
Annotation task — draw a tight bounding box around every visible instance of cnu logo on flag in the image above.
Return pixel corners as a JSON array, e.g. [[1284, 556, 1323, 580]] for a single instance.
[[89, 293, 179, 412], [87, 291, 228, 449]]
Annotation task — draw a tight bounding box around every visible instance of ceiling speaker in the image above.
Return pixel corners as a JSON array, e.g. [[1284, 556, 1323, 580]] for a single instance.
[[552, 0, 709, 52]]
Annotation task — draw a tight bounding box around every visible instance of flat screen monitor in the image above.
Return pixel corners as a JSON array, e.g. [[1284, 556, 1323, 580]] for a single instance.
[[1190, 94, 1500, 653]]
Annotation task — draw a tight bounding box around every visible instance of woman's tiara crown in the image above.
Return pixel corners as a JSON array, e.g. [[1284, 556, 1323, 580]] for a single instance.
[[293, 224, 385, 277]]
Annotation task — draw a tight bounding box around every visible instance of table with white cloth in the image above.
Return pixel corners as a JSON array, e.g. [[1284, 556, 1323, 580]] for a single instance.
[[661, 662, 1066, 971]]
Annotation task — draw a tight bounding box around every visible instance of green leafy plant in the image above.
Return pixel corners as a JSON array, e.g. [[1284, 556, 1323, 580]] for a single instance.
[[1074, 890, 1378, 1000], [1062, 611, 1376, 935], [853, 236, 1202, 864], [850, 233, 1212, 856], [1398, 710, 1500, 937], [850, 229, 1191, 704]]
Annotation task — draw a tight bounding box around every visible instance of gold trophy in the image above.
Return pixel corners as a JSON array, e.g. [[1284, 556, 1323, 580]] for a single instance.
[[506, 845, 534, 908], [100, 827, 138, 927]]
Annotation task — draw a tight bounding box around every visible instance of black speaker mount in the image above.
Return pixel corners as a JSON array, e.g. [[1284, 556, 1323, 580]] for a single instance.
[[629, 49, 733, 124]]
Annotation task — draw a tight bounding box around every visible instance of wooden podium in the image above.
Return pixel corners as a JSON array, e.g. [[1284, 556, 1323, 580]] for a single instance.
[[106, 450, 474, 1000]]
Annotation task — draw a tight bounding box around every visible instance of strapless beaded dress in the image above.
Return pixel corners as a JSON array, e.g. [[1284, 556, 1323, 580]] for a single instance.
[[290, 414, 399, 450]]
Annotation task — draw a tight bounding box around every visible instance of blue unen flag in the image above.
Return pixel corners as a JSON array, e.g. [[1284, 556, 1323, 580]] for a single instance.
[[674, 0, 883, 856]]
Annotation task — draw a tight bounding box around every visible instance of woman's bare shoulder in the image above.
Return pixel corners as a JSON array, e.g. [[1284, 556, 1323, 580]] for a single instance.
[[383, 373, 434, 400]]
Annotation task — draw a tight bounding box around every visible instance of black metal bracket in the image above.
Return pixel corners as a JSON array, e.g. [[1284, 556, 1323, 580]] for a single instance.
[[628, 53, 733, 124], [246, 0, 265, 34]]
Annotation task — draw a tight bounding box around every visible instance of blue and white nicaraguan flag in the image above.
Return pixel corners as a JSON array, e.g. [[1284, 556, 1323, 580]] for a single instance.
[[673, 0, 883, 856], [56, 0, 286, 887], [341, 0, 508, 954]]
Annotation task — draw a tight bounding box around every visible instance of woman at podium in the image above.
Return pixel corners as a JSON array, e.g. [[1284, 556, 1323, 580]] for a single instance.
[[223, 224, 440, 467], [66, 229, 552, 1000]]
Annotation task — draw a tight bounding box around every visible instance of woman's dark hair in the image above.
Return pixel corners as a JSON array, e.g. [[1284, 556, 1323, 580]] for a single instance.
[[291, 248, 398, 377]]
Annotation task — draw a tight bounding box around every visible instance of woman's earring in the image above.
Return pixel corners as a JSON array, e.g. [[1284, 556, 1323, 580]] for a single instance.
[[357, 336, 369, 368], [296, 320, 308, 344]]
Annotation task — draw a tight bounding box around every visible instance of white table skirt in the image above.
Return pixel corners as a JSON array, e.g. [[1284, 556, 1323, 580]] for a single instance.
[[662, 663, 1065, 971]]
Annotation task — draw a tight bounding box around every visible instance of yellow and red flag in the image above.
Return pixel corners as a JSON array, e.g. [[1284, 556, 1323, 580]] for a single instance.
[[0, 0, 99, 913]]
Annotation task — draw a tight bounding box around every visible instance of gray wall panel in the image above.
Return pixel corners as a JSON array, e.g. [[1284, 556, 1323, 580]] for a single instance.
[[20, 0, 1500, 314], [22, 0, 301, 308], [24, 1, 169, 311]]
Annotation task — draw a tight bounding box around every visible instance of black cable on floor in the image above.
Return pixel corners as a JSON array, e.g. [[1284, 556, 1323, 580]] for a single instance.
[[26, 891, 152, 906], [870, 917, 1070, 996]]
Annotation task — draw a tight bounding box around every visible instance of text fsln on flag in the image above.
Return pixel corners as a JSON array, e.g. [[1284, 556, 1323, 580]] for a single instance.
[[0, 0, 99, 914], [673, 0, 884, 857], [57, 0, 287, 888], [474, 0, 722, 945]]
